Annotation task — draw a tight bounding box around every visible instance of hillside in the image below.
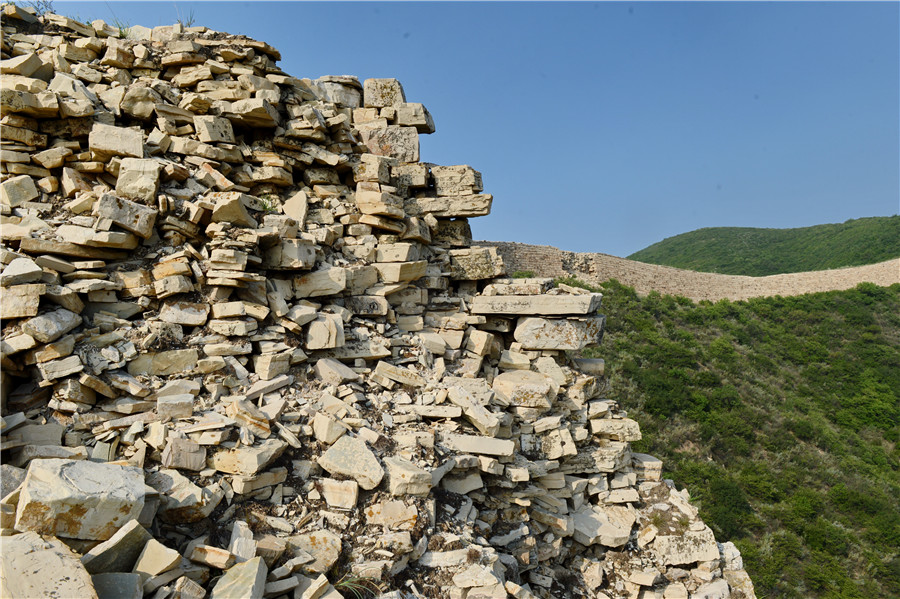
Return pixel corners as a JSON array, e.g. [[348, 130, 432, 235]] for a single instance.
[[626, 216, 900, 276], [572, 277, 900, 598]]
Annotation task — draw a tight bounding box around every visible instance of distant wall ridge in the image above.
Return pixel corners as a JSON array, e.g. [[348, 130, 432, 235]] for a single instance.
[[478, 241, 900, 301]]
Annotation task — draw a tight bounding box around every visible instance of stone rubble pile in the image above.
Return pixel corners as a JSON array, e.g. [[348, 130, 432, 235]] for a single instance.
[[0, 7, 755, 599]]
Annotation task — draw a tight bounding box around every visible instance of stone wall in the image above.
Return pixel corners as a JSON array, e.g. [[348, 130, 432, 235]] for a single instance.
[[479, 241, 900, 302]]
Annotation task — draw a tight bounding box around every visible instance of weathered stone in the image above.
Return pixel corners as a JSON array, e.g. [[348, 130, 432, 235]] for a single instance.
[[1, 257, 43, 286], [654, 527, 721, 566], [313, 357, 360, 385], [470, 293, 602, 315], [1, 531, 99, 599], [320, 478, 359, 509], [441, 434, 515, 457], [318, 435, 384, 490], [133, 538, 181, 582], [364, 78, 406, 107], [210, 556, 267, 599], [82, 519, 153, 574], [590, 417, 642, 442], [360, 126, 419, 162], [97, 194, 158, 239], [572, 504, 636, 547], [21, 308, 82, 343], [161, 437, 207, 471], [127, 349, 197, 376], [194, 115, 235, 143], [210, 191, 257, 228], [374, 360, 425, 387], [395, 102, 435, 133], [1, 174, 40, 207], [146, 468, 224, 524], [115, 158, 161, 202], [293, 267, 346, 297], [209, 439, 287, 475], [375, 260, 427, 284], [15, 459, 146, 540], [227, 399, 271, 438], [285, 530, 342, 573], [384, 455, 432, 496], [89, 123, 144, 160], [261, 239, 317, 270], [306, 314, 345, 350], [0, 283, 44, 318], [513, 316, 606, 350], [449, 247, 504, 280], [159, 301, 210, 326], [492, 370, 556, 410]]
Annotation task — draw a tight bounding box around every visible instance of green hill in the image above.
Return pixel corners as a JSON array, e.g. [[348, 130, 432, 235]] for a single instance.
[[564, 277, 900, 598], [627, 216, 900, 276]]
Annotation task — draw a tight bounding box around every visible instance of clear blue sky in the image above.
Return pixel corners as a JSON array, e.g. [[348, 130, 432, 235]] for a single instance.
[[57, 1, 899, 256]]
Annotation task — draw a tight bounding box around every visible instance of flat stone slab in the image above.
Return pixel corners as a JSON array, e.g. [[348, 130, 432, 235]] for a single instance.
[[211, 556, 267, 599], [441, 433, 515, 457], [1, 531, 99, 599], [317, 435, 384, 490], [15, 458, 146, 540], [21, 308, 82, 343], [469, 293, 602, 316]]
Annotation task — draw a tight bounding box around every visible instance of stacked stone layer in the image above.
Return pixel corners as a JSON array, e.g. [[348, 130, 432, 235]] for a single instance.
[[0, 7, 755, 599]]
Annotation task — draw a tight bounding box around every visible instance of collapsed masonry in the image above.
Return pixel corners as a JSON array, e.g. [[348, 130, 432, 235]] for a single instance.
[[0, 6, 756, 599]]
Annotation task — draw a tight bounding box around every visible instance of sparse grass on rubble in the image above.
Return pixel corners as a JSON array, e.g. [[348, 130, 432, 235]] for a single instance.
[[570, 276, 900, 598]]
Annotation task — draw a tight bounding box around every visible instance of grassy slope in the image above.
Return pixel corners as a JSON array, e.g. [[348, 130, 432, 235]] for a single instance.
[[626, 216, 900, 276], [569, 277, 900, 598]]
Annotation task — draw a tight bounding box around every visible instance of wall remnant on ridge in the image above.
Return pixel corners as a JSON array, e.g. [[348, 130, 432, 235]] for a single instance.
[[480, 241, 900, 301]]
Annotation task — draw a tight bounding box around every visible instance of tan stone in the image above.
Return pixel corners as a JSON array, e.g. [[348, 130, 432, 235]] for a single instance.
[[15, 459, 146, 540], [1, 532, 99, 599]]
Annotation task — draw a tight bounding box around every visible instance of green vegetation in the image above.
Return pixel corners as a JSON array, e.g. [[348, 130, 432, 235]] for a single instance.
[[569, 277, 900, 598], [511, 270, 536, 278], [627, 215, 900, 276]]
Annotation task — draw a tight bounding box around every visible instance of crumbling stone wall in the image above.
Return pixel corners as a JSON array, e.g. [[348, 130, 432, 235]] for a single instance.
[[0, 6, 756, 599], [480, 241, 900, 301]]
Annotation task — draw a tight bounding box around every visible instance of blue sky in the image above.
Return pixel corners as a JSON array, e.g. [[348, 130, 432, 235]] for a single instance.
[[57, 1, 899, 256]]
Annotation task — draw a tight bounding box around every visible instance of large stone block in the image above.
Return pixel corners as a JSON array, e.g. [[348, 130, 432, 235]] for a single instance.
[[1, 532, 99, 599], [115, 158, 160, 202], [15, 459, 146, 540], [360, 125, 419, 162], [363, 78, 406, 108], [513, 316, 606, 350], [97, 194, 158, 239], [89, 122, 144, 160]]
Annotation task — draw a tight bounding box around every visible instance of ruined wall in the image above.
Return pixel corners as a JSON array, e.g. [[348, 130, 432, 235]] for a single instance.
[[480, 241, 900, 301], [0, 6, 756, 599]]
